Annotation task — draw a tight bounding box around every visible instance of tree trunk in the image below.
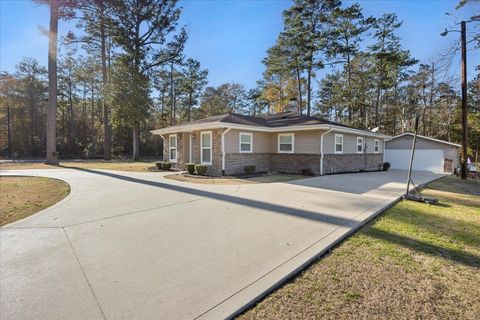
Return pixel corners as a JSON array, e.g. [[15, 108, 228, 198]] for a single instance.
[[306, 67, 312, 116], [46, 0, 58, 164], [346, 51, 353, 123], [295, 64, 303, 114], [68, 69, 74, 155], [100, 1, 111, 160], [188, 91, 193, 122], [91, 81, 96, 158], [7, 105, 12, 158], [169, 62, 174, 125], [132, 122, 140, 161]]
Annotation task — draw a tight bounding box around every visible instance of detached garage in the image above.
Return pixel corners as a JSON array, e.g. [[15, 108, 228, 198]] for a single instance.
[[385, 133, 460, 173]]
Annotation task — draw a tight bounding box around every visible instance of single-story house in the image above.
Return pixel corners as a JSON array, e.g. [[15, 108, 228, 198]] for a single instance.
[[151, 111, 390, 176], [385, 133, 461, 173]]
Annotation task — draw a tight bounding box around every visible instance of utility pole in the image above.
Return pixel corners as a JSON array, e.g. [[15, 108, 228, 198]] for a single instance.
[[441, 20, 470, 180], [460, 20, 468, 180], [7, 105, 11, 159]]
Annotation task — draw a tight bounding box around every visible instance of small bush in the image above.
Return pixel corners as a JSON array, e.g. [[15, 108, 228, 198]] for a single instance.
[[162, 161, 172, 170], [195, 164, 208, 176], [184, 163, 196, 174], [383, 162, 391, 171], [155, 161, 162, 169], [301, 168, 313, 176], [244, 165, 256, 175]]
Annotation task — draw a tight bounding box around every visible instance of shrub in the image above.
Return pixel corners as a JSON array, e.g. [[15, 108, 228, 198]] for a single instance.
[[162, 161, 172, 170], [195, 164, 208, 176], [301, 168, 313, 176], [155, 161, 162, 170], [383, 162, 391, 171], [184, 163, 196, 175], [244, 165, 256, 175]]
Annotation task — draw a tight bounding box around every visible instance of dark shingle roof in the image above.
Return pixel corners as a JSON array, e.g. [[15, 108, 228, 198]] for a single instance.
[[157, 112, 370, 132]]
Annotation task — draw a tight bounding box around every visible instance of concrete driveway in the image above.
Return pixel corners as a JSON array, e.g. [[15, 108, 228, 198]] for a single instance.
[[0, 168, 442, 320]]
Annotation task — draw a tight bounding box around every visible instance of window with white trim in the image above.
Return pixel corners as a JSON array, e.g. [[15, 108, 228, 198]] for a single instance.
[[239, 132, 252, 153], [335, 134, 343, 154], [169, 134, 177, 162], [278, 133, 294, 153], [357, 137, 364, 153], [374, 139, 380, 153], [200, 131, 212, 164]]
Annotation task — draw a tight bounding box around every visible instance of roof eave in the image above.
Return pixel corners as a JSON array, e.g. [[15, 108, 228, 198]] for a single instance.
[[387, 132, 461, 147], [151, 121, 390, 138]]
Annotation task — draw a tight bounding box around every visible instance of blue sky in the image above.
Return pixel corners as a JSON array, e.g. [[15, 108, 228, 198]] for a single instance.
[[0, 0, 478, 89]]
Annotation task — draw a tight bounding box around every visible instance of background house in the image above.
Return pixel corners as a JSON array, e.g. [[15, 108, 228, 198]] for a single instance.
[[385, 133, 460, 173]]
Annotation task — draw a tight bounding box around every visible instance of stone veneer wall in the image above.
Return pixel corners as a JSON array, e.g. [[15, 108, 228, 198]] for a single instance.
[[163, 133, 184, 170], [271, 153, 321, 175], [224, 153, 271, 175], [219, 152, 383, 176], [209, 129, 223, 176], [323, 154, 383, 174]]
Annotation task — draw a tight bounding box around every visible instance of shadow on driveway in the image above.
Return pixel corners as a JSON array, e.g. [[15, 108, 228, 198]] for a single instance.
[[61, 165, 358, 227]]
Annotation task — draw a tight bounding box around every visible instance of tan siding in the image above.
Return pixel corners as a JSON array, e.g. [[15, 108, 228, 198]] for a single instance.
[[272, 130, 320, 154], [224, 129, 273, 153], [387, 136, 459, 168], [324, 132, 384, 154], [295, 130, 320, 154], [323, 131, 335, 154], [221, 127, 386, 156], [365, 136, 383, 154], [386, 135, 457, 150]]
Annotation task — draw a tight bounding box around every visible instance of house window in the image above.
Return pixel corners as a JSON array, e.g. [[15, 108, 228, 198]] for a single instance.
[[169, 134, 177, 162], [200, 131, 212, 165], [335, 134, 343, 154], [374, 139, 380, 153], [357, 137, 364, 153], [239, 132, 253, 153], [278, 133, 294, 153]]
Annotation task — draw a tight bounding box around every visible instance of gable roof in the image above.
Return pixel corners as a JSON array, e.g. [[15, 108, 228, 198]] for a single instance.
[[152, 112, 389, 138], [387, 132, 461, 147]]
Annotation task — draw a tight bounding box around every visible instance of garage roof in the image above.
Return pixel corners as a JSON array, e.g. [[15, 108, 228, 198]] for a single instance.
[[387, 133, 461, 148]]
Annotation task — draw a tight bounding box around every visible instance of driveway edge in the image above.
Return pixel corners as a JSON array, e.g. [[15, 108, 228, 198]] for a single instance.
[[223, 174, 445, 320]]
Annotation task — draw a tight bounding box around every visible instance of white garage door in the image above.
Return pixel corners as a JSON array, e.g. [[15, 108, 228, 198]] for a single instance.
[[385, 149, 445, 173]]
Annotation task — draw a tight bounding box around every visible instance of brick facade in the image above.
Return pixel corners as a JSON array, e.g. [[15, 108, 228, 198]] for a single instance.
[[164, 131, 384, 176], [163, 133, 184, 170], [224, 153, 271, 175], [271, 153, 321, 175], [164, 129, 223, 175], [323, 154, 383, 174]]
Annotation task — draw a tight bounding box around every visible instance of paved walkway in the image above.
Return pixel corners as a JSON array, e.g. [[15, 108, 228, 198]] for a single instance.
[[0, 169, 442, 320]]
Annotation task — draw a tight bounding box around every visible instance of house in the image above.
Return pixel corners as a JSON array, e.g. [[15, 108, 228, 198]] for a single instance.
[[151, 111, 390, 176], [385, 133, 460, 173]]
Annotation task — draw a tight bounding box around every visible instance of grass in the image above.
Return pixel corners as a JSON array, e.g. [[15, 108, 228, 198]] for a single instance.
[[239, 176, 480, 320], [164, 173, 307, 184], [0, 160, 156, 172], [0, 176, 70, 226]]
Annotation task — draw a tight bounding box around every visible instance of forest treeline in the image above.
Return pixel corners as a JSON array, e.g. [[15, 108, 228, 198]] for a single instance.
[[0, 0, 479, 160]]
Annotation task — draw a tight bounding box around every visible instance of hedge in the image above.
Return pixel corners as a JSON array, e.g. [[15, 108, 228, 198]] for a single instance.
[[195, 164, 208, 176], [244, 165, 256, 175], [184, 163, 196, 175]]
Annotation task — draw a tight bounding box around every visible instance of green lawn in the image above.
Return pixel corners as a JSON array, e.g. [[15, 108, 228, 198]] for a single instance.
[[239, 176, 480, 319]]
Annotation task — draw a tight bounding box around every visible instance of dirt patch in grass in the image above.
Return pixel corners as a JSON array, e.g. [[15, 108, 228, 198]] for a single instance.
[[0, 161, 157, 172], [0, 176, 70, 226], [164, 173, 307, 185], [239, 176, 480, 320]]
